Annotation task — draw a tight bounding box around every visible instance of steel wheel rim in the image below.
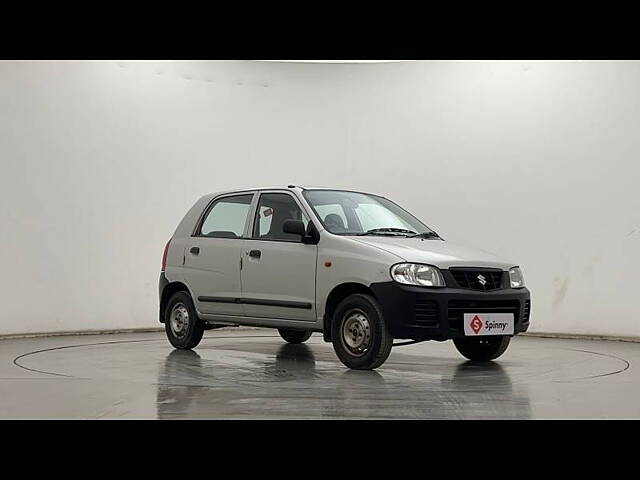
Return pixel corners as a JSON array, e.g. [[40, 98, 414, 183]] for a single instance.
[[169, 303, 190, 339], [341, 309, 371, 357]]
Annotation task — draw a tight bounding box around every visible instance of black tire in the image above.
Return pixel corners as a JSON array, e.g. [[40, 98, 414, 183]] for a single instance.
[[331, 294, 393, 370], [164, 291, 205, 350], [453, 336, 511, 362], [278, 329, 312, 344]]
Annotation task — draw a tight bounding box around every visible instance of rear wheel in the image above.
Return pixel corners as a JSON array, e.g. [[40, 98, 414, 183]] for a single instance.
[[278, 329, 312, 344], [331, 294, 393, 370], [164, 291, 205, 350], [453, 336, 510, 361]]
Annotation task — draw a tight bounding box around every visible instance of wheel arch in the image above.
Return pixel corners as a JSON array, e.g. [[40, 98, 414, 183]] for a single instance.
[[322, 282, 376, 342], [159, 281, 193, 323]]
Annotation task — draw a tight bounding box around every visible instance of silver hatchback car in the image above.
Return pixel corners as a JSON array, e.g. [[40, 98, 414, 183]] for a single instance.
[[159, 186, 530, 370]]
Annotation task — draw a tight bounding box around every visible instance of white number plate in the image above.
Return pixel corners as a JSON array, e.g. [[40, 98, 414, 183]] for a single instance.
[[463, 313, 514, 336]]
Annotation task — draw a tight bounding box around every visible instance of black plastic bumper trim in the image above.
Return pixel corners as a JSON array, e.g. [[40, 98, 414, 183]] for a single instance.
[[370, 281, 531, 341], [158, 272, 170, 323]]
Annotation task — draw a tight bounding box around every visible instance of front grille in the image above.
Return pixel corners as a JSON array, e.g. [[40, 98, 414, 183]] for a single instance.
[[414, 299, 439, 327], [448, 299, 520, 332], [450, 269, 504, 291], [523, 300, 531, 322]]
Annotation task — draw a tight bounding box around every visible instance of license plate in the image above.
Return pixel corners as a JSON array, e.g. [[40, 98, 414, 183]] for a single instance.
[[463, 313, 514, 336]]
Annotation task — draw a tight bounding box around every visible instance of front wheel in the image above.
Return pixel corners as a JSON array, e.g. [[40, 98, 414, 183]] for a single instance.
[[453, 336, 510, 362], [331, 294, 393, 370], [164, 291, 205, 350]]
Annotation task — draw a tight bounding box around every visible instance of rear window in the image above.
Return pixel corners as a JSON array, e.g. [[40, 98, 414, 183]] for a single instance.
[[198, 194, 253, 238]]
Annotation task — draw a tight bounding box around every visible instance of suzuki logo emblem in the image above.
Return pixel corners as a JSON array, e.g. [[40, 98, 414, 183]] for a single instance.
[[477, 274, 487, 286]]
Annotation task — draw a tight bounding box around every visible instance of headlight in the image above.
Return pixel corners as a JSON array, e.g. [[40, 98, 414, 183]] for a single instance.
[[509, 266, 525, 288], [390, 263, 445, 287]]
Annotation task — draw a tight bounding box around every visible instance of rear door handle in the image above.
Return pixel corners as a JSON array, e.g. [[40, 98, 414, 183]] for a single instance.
[[190, 246, 200, 255], [248, 249, 261, 259]]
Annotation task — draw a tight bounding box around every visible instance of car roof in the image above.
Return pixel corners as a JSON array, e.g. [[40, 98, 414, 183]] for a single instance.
[[205, 185, 382, 197]]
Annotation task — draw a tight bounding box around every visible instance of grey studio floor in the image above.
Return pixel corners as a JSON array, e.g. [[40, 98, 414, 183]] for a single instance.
[[0, 327, 638, 419]]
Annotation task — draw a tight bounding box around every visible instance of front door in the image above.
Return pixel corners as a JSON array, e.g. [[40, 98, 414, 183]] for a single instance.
[[240, 192, 317, 321], [184, 193, 254, 316]]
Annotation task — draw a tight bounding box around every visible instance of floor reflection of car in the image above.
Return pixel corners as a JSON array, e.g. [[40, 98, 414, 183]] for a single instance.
[[321, 370, 387, 419], [156, 344, 319, 418], [263, 343, 316, 378], [156, 350, 204, 419], [155, 343, 531, 419], [444, 362, 532, 419], [324, 356, 531, 419]]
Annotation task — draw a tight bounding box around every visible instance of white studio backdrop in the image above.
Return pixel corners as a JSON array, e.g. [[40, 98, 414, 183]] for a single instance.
[[0, 60, 638, 337]]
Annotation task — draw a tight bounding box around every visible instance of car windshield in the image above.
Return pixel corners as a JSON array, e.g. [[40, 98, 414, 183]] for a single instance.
[[302, 190, 437, 237]]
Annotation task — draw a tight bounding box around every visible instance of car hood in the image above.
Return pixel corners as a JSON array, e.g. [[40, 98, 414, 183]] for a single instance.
[[350, 236, 515, 270]]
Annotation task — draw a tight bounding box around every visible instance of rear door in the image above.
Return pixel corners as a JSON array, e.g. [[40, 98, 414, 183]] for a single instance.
[[240, 191, 318, 321], [184, 192, 255, 316]]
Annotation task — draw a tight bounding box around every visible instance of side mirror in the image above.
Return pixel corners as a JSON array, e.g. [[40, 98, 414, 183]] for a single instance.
[[283, 220, 320, 244], [282, 219, 306, 237]]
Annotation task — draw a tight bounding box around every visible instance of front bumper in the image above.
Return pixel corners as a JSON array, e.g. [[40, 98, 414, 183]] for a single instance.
[[370, 281, 531, 340]]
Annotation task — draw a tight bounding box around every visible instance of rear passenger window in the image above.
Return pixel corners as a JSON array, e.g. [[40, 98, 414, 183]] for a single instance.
[[198, 194, 253, 238]]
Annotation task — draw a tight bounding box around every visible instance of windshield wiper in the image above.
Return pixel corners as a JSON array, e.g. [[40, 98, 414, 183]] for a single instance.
[[408, 231, 441, 239], [358, 228, 417, 236]]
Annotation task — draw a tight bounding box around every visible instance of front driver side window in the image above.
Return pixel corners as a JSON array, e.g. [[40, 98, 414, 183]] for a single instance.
[[198, 194, 253, 238], [253, 193, 309, 241]]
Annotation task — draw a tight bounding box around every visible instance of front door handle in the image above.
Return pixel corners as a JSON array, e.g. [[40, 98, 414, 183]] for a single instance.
[[190, 246, 200, 255], [248, 249, 261, 259]]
